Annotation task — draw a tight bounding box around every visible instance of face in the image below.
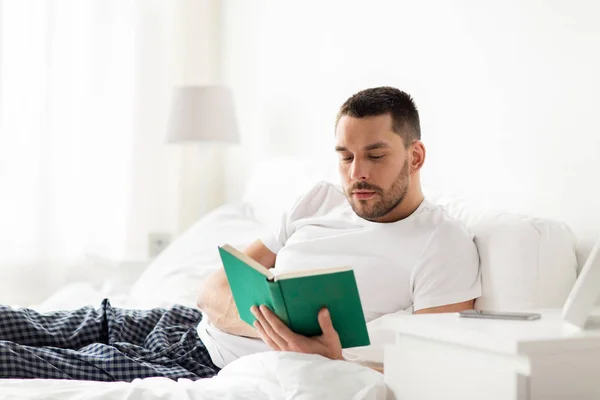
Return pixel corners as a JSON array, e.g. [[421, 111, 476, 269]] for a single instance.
[[335, 114, 414, 222]]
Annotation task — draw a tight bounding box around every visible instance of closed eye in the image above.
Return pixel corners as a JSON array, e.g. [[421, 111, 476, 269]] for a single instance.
[[369, 155, 384, 160]]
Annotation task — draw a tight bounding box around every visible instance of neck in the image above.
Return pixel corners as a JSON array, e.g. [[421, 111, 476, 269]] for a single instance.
[[375, 185, 425, 223]]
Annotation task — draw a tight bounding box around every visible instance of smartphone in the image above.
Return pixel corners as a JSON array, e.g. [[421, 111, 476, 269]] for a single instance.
[[459, 309, 541, 321]]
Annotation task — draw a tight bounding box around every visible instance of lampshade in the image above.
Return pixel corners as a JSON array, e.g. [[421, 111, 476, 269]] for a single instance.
[[166, 85, 240, 143]]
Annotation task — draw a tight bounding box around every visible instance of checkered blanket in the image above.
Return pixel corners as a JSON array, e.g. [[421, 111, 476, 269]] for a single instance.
[[0, 299, 220, 382]]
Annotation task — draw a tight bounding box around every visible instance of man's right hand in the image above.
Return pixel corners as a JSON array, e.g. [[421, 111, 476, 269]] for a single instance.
[[196, 240, 276, 338]]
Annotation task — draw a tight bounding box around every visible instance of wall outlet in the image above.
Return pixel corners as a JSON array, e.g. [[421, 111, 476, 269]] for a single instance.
[[148, 232, 172, 258]]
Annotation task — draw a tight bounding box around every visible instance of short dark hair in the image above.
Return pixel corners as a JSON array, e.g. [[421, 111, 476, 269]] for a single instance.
[[336, 86, 421, 147]]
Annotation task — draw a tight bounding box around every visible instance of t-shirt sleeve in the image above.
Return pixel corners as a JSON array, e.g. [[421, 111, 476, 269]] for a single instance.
[[410, 222, 482, 311], [259, 182, 327, 254], [259, 207, 294, 254]]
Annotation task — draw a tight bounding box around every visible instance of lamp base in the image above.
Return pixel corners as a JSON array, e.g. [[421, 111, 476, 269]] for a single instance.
[[177, 143, 225, 233]]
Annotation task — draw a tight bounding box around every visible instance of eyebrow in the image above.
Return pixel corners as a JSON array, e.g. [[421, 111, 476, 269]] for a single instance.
[[335, 142, 390, 152]]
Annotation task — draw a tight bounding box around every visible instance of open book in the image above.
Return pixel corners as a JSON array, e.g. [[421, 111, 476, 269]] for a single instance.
[[218, 244, 370, 349]]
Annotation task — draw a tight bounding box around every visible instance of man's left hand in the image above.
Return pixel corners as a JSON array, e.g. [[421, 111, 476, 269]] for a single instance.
[[251, 305, 343, 361]]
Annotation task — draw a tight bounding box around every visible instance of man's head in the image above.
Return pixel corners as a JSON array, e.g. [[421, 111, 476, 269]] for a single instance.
[[335, 86, 426, 223]]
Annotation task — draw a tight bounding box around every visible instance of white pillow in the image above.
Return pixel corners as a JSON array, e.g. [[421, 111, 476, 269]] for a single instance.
[[426, 192, 579, 311], [126, 203, 268, 309]]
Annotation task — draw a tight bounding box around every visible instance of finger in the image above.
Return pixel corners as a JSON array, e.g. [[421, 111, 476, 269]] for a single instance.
[[318, 308, 338, 337], [260, 305, 300, 344], [254, 305, 289, 349], [254, 320, 281, 350]]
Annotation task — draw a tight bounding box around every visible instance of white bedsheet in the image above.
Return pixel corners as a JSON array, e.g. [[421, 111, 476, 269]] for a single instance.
[[0, 352, 386, 399]]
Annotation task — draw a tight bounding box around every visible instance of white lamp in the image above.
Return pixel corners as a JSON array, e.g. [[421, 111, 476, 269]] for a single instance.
[[165, 85, 240, 232], [166, 85, 240, 144]]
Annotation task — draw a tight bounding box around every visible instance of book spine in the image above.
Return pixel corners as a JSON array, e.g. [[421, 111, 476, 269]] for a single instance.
[[265, 280, 291, 328]]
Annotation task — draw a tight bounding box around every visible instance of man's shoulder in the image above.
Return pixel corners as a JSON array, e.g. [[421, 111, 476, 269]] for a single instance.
[[419, 200, 475, 244], [304, 180, 344, 199], [409, 200, 479, 275]]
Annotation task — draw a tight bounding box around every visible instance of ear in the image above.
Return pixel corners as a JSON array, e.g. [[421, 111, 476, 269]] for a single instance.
[[410, 141, 426, 172]]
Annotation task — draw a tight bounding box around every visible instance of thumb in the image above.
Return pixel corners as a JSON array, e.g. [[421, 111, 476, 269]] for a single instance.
[[318, 308, 336, 336]]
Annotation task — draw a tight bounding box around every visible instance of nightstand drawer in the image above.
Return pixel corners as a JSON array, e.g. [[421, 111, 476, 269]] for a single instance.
[[384, 335, 529, 400]]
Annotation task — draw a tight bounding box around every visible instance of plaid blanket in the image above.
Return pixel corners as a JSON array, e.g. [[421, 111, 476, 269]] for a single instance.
[[0, 299, 220, 382]]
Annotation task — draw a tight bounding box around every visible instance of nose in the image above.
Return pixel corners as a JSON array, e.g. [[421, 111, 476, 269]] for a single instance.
[[350, 159, 370, 181]]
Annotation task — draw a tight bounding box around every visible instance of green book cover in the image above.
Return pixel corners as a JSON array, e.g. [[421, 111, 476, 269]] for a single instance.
[[218, 244, 370, 349]]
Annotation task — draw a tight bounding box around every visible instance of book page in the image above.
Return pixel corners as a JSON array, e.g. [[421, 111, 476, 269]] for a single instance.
[[220, 244, 274, 279], [274, 266, 351, 281]]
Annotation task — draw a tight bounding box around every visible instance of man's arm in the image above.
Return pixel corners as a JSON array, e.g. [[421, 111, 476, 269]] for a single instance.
[[197, 240, 277, 338]]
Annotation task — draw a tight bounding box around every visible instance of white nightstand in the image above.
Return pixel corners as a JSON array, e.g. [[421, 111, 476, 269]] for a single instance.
[[383, 309, 600, 400]]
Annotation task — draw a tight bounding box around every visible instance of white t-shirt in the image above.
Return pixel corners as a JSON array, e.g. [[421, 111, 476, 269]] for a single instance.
[[197, 181, 481, 368]]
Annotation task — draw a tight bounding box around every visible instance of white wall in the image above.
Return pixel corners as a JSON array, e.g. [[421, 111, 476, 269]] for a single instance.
[[99, 0, 223, 267], [220, 0, 600, 263]]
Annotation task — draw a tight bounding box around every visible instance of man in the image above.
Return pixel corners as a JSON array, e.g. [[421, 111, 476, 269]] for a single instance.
[[196, 86, 481, 366], [0, 87, 480, 381]]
